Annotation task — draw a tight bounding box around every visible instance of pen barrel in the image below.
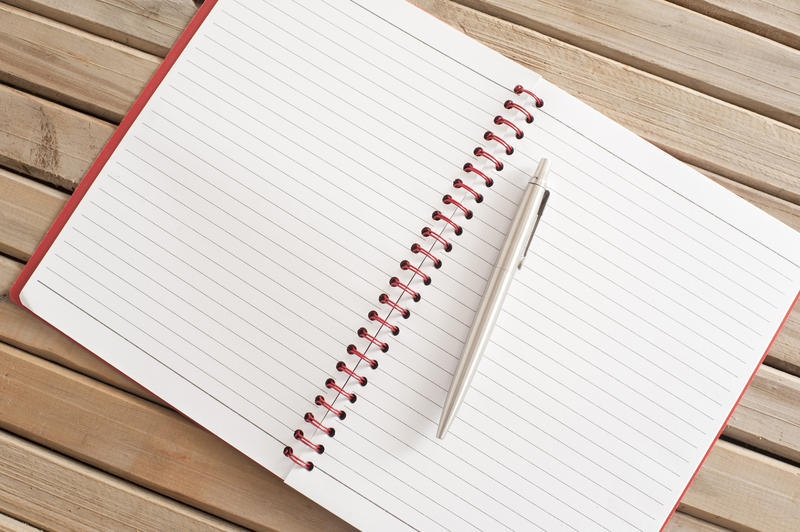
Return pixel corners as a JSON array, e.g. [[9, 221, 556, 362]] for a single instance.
[[438, 180, 548, 437]]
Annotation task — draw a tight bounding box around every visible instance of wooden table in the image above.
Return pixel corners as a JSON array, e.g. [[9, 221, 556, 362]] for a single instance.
[[1, 1, 799, 530]]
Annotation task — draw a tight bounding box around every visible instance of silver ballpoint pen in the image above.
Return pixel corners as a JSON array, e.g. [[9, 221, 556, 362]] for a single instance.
[[437, 158, 551, 439]]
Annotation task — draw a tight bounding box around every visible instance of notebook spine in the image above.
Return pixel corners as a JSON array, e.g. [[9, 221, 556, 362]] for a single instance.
[[283, 84, 544, 471]]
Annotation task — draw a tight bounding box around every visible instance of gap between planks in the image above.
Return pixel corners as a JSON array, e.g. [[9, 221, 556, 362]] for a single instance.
[[1, 0, 800, 204], [667, 0, 800, 51]]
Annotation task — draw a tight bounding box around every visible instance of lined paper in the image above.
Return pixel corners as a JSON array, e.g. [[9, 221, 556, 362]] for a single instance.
[[17, 0, 800, 531]]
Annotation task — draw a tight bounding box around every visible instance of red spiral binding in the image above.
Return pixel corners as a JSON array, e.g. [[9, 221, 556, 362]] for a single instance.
[[379, 292, 412, 317], [358, 327, 389, 351], [305, 411, 336, 435], [369, 310, 399, 335], [463, 163, 493, 187], [400, 259, 432, 285], [337, 361, 368, 385], [285, 84, 542, 470], [347, 344, 378, 369], [494, 115, 523, 139], [316, 394, 346, 419], [284, 447, 314, 470], [484, 132, 514, 155], [442, 194, 473, 219], [410, 243, 442, 268], [452, 179, 483, 203], [324, 379, 356, 404], [473, 147, 504, 171], [390, 277, 421, 302], [421, 227, 453, 252], [504, 100, 534, 123], [432, 210, 463, 235], [515, 84, 544, 107], [294, 429, 325, 453]]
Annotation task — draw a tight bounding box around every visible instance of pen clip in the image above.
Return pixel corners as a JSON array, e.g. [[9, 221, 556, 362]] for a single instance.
[[518, 189, 549, 270]]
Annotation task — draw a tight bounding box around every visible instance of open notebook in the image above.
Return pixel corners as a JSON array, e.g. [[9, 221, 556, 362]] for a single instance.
[[11, 1, 800, 530]]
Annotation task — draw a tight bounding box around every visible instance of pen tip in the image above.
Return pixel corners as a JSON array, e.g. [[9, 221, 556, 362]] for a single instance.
[[436, 417, 450, 439]]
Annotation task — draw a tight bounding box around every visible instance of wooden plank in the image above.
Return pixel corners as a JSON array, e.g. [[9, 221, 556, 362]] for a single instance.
[[0, 341, 776, 532], [0, 514, 40, 532], [665, 512, 730, 532], [413, 0, 800, 204], [0, 83, 113, 190], [450, 0, 800, 129], [0, 3, 160, 122], [0, 256, 23, 297], [0, 342, 352, 532], [679, 440, 800, 531], [0, 429, 242, 532], [727, 365, 800, 464], [668, 0, 800, 50], [0, 168, 66, 261], [2, 0, 198, 56]]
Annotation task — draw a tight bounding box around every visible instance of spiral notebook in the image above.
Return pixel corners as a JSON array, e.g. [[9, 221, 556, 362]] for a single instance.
[[11, 0, 800, 530]]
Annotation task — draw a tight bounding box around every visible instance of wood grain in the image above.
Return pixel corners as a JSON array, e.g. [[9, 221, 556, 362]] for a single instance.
[[413, 0, 800, 205], [0, 167, 66, 261], [0, 83, 112, 190], [2, 0, 197, 56], [728, 365, 800, 464], [668, 0, 800, 50], [0, 4, 160, 122], [0, 514, 40, 532], [679, 440, 800, 531], [0, 429, 242, 532], [0, 341, 352, 532], [0, 257, 23, 298], [665, 512, 729, 532], [450, 0, 800, 129]]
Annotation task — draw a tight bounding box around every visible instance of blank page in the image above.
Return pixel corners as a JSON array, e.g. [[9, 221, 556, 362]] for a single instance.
[[279, 1, 800, 531], [15, 0, 800, 531]]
